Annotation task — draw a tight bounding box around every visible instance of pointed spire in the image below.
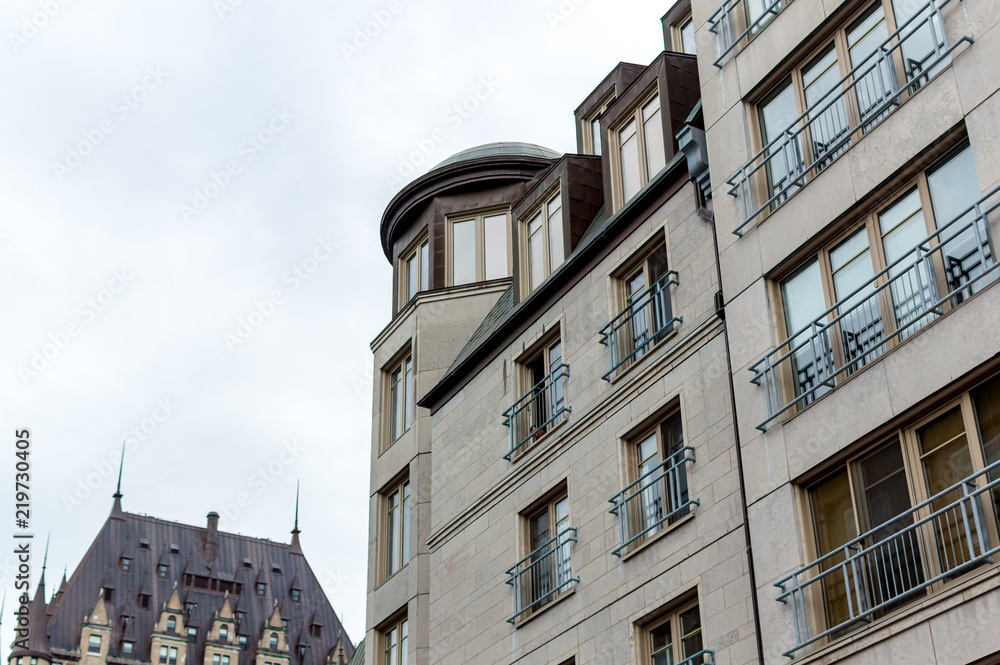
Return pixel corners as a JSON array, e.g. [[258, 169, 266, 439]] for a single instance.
[[37, 533, 50, 596], [290, 481, 302, 555], [111, 440, 126, 519]]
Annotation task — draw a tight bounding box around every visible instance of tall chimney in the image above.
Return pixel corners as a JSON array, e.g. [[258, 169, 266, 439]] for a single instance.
[[205, 511, 220, 562]]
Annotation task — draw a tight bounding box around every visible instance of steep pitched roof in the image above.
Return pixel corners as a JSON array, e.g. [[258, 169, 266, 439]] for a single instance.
[[39, 505, 353, 665]]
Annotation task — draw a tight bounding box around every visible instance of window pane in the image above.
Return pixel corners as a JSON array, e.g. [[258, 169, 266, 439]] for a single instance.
[[401, 482, 411, 566], [680, 19, 696, 55], [830, 228, 884, 371], [745, 0, 779, 30], [389, 368, 402, 441], [759, 82, 802, 202], [650, 622, 672, 661], [484, 214, 508, 280], [891, 0, 947, 81], [400, 620, 408, 665], [802, 46, 850, 168], [590, 117, 602, 156], [452, 219, 476, 285], [809, 469, 857, 631], [547, 194, 564, 270], [386, 491, 398, 575], [781, 260, 833, 403], [619, 120, 641, 201], [879, 189, 937, 338], [404, 357, 413, 431], [679, 606, 703, 658], [927, 145, 993, 299], [419, 241, 429, 291], [642, 96, 666, 178], [528, 213, 545, 290], [848, 4, 894, 128]]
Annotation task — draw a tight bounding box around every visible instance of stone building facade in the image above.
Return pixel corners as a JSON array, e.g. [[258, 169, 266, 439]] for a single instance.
[[365, 1, 1000, 664]]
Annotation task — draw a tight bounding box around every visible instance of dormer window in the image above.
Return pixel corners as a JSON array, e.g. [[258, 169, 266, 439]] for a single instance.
[[270, 633, 279, 650], [236, 611, 246, 623], [166, 616, 177, 633], [158, 564, 169, 578], [671, 12, 696, 54], [298, 646, 306, 658], [239, 635, 248, 650], [583, 92, 615, 156], [219, 625, 229, 641], [290, 588, 301, 602], [188, 627, 197, 642], [120, 557, 132, 572], [122, 641, 134, 659], [102, 587, 113, 601], [447, 209, 511, 286], [88, 635, 102, 654], [614, 90, 666, 207], [522, 189, 564, 292], [281, 619, 289, 630], [310, 624, 321, 639], [400, 235, 429, 307], [138, 593, 151, 609], [256, 582, 266, 596], [185, 602, 197, 615]]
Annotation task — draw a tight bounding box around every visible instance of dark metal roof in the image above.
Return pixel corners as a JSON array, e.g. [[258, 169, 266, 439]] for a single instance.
[[432, 142, 561, 171], [22, 506, 353, 665]]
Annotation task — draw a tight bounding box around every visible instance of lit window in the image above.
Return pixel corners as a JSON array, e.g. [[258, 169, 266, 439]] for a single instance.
[[383, 478, 411, 581], [615, 91, 665, 206], [386, 353, 414, 445], [522, 189, 564, 292], [644, 601, 704, 665], [400, 236, 430, 306], [448, 210, 511, 285], [382, 618, 407, 665]]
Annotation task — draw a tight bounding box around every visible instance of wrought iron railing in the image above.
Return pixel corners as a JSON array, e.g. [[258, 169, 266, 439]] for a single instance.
[[609, 447, 699, 556], [728, 0, 972, 237], [600, 271, 682, 381], [708, 0, 787, 68], [502, 363, 571, 461], [505, 527, 578, 624], [750, 187, 999, 431], [678, 651, 716, 665], [775, 460, 1000, 658]]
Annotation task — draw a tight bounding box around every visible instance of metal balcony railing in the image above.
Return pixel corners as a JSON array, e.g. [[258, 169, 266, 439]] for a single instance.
[[600, 271, 682, 381], [502, 363, 570, 461], [728, 0, 972, 237], [775, 460, 1000, 658], [678, 651, 716, 665], [609, 447, 699, 556], [708, 0, 787, 68], [505, 527, 578, 624], [750, 187, 999, 431]]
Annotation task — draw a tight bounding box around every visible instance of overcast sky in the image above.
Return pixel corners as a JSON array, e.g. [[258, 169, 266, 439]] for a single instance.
[[0, 0, 678, 649]]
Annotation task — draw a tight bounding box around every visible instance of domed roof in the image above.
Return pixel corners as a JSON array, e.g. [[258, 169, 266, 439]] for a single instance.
[[433, 142, 562, 171]]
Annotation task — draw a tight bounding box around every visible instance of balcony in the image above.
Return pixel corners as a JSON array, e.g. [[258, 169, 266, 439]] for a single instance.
[[609, 447, 699, 556], [600, 271, 682, 381], [750, 186, 999, 431], [505, 527, 578, 624], [775, 460, 1000, 658], [708, 0, 787, 68], [678, 652, 716, 665], [502, 363, 570, 461], [727, 0, 972, 237]]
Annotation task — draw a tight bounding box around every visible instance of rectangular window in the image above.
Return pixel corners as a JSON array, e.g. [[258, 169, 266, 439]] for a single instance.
[[256, 582, 266, 596], [644, 601, 704, 665], [122, 642, 134, 659], [613, 89, 666, 208], [120, 557, 131, 572], [506, 334, 569, 458], [222, 657, 230, 665], [187, 627, 197, 643], [522, 190, 564, 293], [159, 646, 168, 663], [604, 240, 674, 377], [802, 379, 1000, 646], [239, 636, 248, 650], [752, 0, 952, 212], [139, 594, 151, 609], [448, 210, 511, 285], [213, 654, 221, 665], [386, 353, 414, 445], [158, 564, 169, 578], [383, 478, 411, 580], [382, 618, 407, 665], [776, 143, 992, 410], [626, 411, 690, 545], [169, 647, 178, 665], [583, 93, 615, 156], [522, 494, 573, 614], [673, 15, 697, 54], [89, 635, 102, 654], [311, 624, 322, 639], [400, 236, 429, 307]]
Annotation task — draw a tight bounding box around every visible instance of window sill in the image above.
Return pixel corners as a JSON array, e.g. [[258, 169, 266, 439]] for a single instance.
[[512, 586, 576, 629], [374, 563, 409, 591], [606, 327, 679, 385], [618, 511, 695, 562], [507, 416, 569, 463]]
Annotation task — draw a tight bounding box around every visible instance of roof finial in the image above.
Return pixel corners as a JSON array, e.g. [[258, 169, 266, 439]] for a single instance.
[[41, 533, 50, 581], [1, 589, 6, 631], [290, 481, 302, 555], [114, 440, 126, 499]]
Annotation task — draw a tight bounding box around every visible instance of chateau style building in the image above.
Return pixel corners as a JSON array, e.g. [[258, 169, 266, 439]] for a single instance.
[[364, 1, 1000, 664], [8, 495, 354, 665]]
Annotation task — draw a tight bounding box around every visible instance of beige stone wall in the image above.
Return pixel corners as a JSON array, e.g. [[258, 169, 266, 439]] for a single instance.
[[423, 182, 758, 665], [691, 0, 1000, 662]]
